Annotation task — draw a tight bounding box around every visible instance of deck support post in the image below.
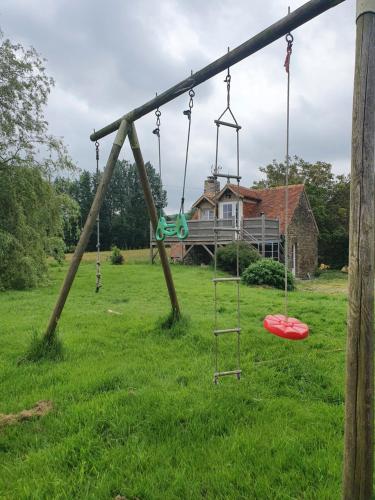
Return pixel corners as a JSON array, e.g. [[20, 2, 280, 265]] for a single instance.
[[43, 119, 130, 341], [128, 123, 180, 319], [343, 3, 375, 499], [261, 213, 266, 257], [149, 221, 153, 264]]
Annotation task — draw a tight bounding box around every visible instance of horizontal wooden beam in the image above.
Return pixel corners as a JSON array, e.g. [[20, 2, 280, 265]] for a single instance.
[[90, 0, 345, 141]]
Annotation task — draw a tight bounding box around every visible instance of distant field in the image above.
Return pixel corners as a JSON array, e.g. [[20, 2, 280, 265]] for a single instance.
[[0, 263, 349, 499], [65, 248, 163, 264], [298, 270, 348, 294]]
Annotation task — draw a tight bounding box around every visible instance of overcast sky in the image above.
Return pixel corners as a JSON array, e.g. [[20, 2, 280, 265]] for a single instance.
[[1, 0, 354, 212]]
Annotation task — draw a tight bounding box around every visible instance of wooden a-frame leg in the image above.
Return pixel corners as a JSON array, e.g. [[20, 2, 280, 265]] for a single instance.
[[128, 123, 180, 319], [43, 119, 130, 341]]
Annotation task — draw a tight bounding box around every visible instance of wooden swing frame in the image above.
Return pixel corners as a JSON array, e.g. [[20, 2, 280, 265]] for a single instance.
[[43, 1, 374, 497]]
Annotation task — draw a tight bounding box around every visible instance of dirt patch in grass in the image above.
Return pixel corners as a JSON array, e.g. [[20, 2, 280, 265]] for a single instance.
[[0, 401, 53, 428]]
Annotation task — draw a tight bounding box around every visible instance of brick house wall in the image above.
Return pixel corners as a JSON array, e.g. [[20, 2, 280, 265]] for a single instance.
[[287, 192, 318, 278]]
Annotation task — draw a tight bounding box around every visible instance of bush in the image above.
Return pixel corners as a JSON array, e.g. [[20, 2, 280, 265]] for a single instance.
[[242, 258, 295, 290], [314, 267, 322, 277], [110, 246, 124, 265], [0, 231, 43, 290], [216, 242, 260, 275], [45, 236, 65, 264]]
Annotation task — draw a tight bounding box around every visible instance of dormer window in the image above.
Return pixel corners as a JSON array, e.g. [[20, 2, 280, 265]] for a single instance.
[[222, 203, 233, 219], [202, 208, 214, 220]]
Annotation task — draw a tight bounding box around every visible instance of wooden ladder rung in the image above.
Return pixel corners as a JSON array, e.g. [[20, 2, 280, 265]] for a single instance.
[[212, 277, 241, 282], [214, 119, 242, 130], [213, 173, 242, 180], [213, 370, 242, 382], [214, 328, 241, 335]]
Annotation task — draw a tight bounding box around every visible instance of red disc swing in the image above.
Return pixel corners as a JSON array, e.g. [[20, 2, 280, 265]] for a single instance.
[[263, 31, 309, 342], [264, 314, 308, 340]]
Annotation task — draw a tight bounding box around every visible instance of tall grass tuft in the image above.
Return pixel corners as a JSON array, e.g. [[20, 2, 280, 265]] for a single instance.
[[155, 311, 190, 339], [19, 330, 64, 364]]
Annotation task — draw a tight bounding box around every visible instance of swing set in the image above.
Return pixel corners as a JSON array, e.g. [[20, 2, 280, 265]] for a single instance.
[[42, 1, 374, 496]]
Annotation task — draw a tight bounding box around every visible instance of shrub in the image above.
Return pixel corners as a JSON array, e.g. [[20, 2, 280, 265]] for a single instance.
[[242, 258, 295, 290], [0, 231, 42, 290], [45, 236, 65, 264], [110, 246, 124, 265], [216, 242, 260, 275], [314, 267, 322, 277]]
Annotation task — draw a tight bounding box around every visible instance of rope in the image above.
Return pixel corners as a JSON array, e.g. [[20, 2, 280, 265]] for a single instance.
[[95, 138, 101, 293], [180, 89, 195, 214], [284, 32, 294, 317], [213, 64, 241, 382]]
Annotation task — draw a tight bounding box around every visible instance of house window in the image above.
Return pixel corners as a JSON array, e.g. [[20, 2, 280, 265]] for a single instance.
[[202, 209, 214, 220], [222, 203, 233, 219]]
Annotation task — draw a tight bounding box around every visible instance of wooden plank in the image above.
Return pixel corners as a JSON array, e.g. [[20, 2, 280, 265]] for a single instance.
[[43, 119, 130, 341], [182, 245, 195, 261], [343, 6, 375, 500], [151, 247, 159, 264], [90, 0, 345, 142], [202, 244, 214, 258]]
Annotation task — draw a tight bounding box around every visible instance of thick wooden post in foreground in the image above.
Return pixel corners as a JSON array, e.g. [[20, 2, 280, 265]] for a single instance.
[[343, 2, 375, 499], [128, 123, 180, 319], [43, 119, 130, 341]]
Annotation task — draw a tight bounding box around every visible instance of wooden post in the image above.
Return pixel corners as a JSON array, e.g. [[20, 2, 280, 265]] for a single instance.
[[261, 213, 266, 257], [343, 3, 375, 499], [149, 220, 153, 264], [128, 123, 180, 319], [43, 119, 129, 341]]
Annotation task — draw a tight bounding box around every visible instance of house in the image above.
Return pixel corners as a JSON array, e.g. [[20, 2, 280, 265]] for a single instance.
[[154, 176, 319, 278]]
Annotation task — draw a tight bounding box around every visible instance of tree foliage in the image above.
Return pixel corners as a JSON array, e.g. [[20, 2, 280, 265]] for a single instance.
[[0, 166, 62, 289], [0, 30, 78, 290], [253, 157, 350, 268], [0, 30, 73, 173], [56, 159, 166, 251]]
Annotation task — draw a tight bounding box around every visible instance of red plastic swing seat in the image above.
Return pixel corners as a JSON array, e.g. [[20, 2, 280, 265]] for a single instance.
[[263, 314, 309, 341]]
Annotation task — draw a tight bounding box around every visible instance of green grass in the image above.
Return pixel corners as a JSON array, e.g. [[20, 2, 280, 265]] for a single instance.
[[0, 259, 348, 499]]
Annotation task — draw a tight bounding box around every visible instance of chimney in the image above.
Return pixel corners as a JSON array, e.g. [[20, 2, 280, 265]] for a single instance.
[[204, 176, 220, 194]]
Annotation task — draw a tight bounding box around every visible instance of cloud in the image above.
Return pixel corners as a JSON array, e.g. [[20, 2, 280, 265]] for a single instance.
[[1, 0, 355, 211]]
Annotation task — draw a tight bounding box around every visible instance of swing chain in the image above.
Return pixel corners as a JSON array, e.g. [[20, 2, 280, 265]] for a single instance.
[[183, 88, 195, 120], [95, 140, 99, 162], [225, 68, 231, 108], [284, 33, 294, 73], [153, 108, 161, 136], [188, 88, 195, 109], [153, 107, 163, 215]]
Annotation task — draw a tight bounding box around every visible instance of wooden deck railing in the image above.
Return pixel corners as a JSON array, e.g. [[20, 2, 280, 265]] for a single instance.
[[150, 216, 280, 245]]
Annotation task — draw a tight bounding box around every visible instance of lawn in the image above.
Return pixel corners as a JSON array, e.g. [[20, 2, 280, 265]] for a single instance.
[[0, 257, 349, 499]]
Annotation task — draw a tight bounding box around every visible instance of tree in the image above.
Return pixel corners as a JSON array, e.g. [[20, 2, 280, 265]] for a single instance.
[[0, 166, 62, 289], [53, 177, 81, 252], [108, 160, 166, 249], [56, 160, 167, 251], [253, 157, 350, 268], [0, 30, 73, 173], [0, 30, 76, 289]]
